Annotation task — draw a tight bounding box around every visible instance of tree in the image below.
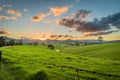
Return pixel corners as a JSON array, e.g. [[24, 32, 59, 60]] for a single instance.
[[8, 39, 15, 46], [98, 36, 103, 41], [8, 39, 15, 51], [0, 36, 5, 47], [33, 42, 38, 46], [48, 44, 54, 50], [19, 39, 23, 45]]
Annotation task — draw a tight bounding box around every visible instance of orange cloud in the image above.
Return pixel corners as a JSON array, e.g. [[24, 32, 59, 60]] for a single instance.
[[50, 6, 69, 16], [32, 13, 46, 22], [28, 32, 51, 40], [20, 32, 77, 40], [0, 7, 2, 11], [10, 16, 17, 20], [0, 28, 10, 35], [0, 15, 3, 20], [6, 10, 15, 15], [55, 20, 61, 24], [6, 9, 21, 17], [49, 34, 77, 40]]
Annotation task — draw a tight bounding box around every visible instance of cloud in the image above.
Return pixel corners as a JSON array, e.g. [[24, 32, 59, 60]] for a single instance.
[[0, 15, 17, 20], [0, 5, 21, 21], [23, 8, 28, 12], [6, 10, 15, 15], [44, 21, 52, 24], [0, 28, 10, 35], [2, 4, 12, 8], [50, 6, 69, 16], [76, 0, 80, 3], [0, 15, 3, 20], [32, 13, 46, 22], [84, 30, 118, 37], [49, 34, 76, 40], [0, 7, 2, 11], [6, 9, 21, 17], [46, 12, 51, 16], [0, 4, 12, 12], [27, 32, 76, 40], [75, 10, 91, 19], [1, 9, 22, 20], [56, 10, 120, 36]]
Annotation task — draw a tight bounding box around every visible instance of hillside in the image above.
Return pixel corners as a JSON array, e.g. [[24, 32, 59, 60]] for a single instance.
[[0, 42, 120, 80], [61, 42, 120, 61]]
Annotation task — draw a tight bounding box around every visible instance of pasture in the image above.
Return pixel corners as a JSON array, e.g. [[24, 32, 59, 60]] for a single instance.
[[0, 42, 120, 80]]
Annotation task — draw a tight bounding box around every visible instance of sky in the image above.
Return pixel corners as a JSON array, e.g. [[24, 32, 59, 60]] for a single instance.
[[0, 0, 120, 40]]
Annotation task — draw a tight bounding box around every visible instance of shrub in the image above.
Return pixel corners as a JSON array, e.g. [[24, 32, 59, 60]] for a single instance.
[[28, 70, 49, 80]]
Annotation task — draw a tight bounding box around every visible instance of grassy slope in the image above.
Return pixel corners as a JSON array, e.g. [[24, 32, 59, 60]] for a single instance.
[[61, 42, 120, 61], [1, 42, 120, 80], [0, 63, 15, 80]]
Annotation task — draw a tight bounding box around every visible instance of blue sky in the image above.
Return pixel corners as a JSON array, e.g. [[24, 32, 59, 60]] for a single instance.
[[0, 0, 120, 40]]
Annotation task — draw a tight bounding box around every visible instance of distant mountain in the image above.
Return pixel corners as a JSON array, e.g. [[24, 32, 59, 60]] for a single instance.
[[0, 36, 14, 41], [2, 36, 120, 44]]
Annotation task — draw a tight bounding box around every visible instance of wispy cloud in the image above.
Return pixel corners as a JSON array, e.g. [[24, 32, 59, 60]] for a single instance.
[[0, 28, 10, 35], [0, 15, 17, 20], [6, 9, 15, 15], [0, 7, 2, 11], [31, 13, 46, 22], [2, 4, 12, 8], [23, 8, 28, 12], [0, 15, 3, 20], [84, 30, 118, 37], [6, 9, 21, 17], [75, 10, 91, 19], [22, 32, 76, 40], [43, 21, 52, 24], [0, 9, 21, 21], [76, 0, 80, 3], [0, 4, 21, 21], [49, 34, 76, 40], [0, 4, 12, 11], [46, 12, 51, 16], [50, 6, 69, 16]]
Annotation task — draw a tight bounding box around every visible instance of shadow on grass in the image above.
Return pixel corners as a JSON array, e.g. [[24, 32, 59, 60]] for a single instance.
[[27, 70, 49, 80]]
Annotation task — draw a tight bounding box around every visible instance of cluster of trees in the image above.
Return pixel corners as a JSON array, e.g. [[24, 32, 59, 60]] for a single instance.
[[0, 36, 23, 47]]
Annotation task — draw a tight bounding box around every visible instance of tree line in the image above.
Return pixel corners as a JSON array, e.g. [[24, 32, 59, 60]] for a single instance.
[[0, 36, 23, 47]]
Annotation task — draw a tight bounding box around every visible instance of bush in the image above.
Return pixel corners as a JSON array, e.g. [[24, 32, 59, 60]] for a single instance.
[[28, 70, 49, 80]]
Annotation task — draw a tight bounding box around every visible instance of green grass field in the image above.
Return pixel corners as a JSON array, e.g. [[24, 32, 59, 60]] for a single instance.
[[0, 42, 120, 80]]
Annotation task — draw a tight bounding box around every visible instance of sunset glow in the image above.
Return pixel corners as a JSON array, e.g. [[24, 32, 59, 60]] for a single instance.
[[0, 0, 120, 40]]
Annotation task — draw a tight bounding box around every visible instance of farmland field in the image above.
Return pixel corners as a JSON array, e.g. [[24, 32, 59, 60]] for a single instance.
[[0, 42, 120, 80]]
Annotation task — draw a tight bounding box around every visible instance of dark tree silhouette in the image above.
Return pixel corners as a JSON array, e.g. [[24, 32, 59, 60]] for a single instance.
[[0, 36, 5, 47], [75, 42, 80, 46], [33, 42, 38, 46], [19, 39, 23, 45], [41, 42, 45, 46], [8, 39, 15, 51], [8, 39, 15, 46], [48, 44, 54, 50], [84, 41, 87, 46]]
